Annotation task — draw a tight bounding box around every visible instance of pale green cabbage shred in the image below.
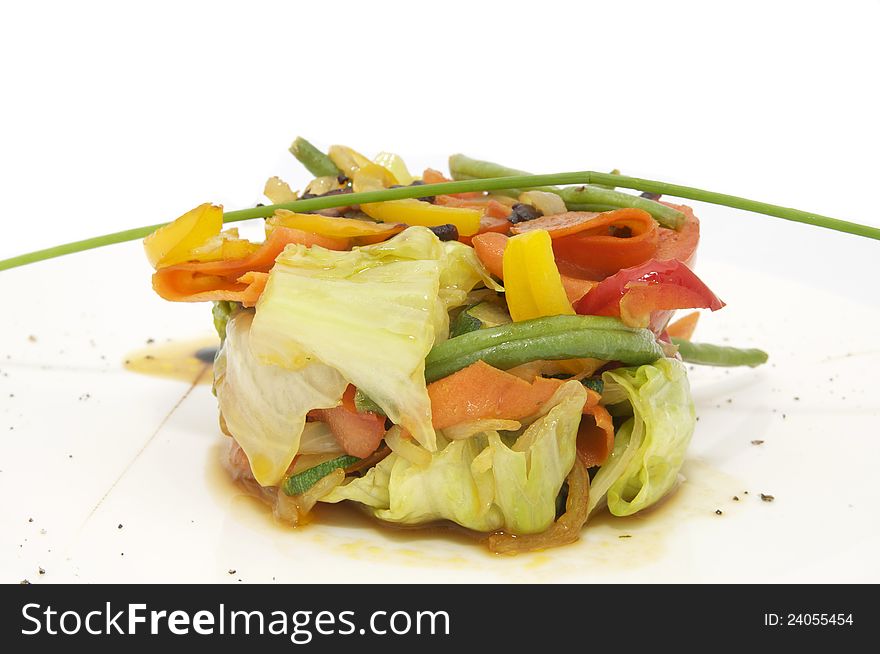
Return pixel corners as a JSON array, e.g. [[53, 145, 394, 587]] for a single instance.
[[590, 357, 696, 516], [214, 312, 348, 486], [322, 380, 586, 535]]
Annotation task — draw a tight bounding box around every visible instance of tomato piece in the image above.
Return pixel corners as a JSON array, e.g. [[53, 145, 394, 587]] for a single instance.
[[656, 203, 700, 267], [575, 258, 724, 332], [314, 386, 386, 458]]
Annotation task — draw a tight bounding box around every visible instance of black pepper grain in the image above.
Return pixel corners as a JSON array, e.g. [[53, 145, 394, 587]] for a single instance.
[[760, 494, 775, 502], [715, 509, 723, 515], [751, 440, 764, 445]]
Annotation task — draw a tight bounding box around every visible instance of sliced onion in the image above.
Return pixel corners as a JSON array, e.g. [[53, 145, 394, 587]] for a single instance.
[[290, 452, 339, 475], [385, 426, 432, 467], [293, 467, 345, 515], [443, 419, 521, 441], [299, 421, 345, 456], [264, 176, 299, 204], [518, 190, 567, 217], [305, 175, 346, 196]]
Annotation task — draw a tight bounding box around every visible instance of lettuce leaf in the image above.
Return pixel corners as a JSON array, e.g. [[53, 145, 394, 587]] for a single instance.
[[323, 380, 585, 534], [214, 312, 348, 486], [250, 227, 445, 451], [590, 358, 695, 516], [439, 240, 503, 313]]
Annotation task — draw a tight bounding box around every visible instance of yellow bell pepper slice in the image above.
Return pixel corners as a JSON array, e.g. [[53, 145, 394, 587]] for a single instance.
[[267, 210, 405, 241], [189, 229, 261, 262], [502, 229, 575, 321], [143, 203, 223, 269], [328, 145, 371, 177], [373, 151, 414, 185], [361, 200, 482, 237], [352, 163, 397, 192]]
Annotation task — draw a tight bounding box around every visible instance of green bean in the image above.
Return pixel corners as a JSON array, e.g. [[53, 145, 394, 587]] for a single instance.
[[449, 154, 684, 229], [282, 455, 360, 496], [672, 338, 768, 367], [448, 153, 533, 180], [558, 185, 684, 228], [289, 136, 342, 178], [563, 203, 621, 213], [425, 315, 664, 383], [448, 154, 557, 195]]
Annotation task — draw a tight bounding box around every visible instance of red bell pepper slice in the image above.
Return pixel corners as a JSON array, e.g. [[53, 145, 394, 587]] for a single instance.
[[574, 258, 724, 333]]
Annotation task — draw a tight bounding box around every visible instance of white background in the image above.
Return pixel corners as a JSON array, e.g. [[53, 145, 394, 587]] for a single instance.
[[2, 1, 880, 584]]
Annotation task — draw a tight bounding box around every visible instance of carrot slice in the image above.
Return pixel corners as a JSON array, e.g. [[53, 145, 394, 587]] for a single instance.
[[486, 199, 512, 219], [471, 232, 507, 278], [510, 210, 601, 239], [152, 226, 349, 303], [422, 168, 451, 185], [560, 276, 598, 305], [656, 203, 700, 267], [545, 210, 659, 278], [429, 360, 564, 430], [423, 167, 480, 199], [666, 311, 700, 340]]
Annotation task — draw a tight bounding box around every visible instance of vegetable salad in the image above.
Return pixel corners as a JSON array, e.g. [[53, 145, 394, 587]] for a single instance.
[[142, 139, 768, 553]]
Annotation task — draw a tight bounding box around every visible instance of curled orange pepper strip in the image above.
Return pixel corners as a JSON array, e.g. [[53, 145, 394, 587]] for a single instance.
[[152, 226, 348, 304], [511, 208, 659, 278]]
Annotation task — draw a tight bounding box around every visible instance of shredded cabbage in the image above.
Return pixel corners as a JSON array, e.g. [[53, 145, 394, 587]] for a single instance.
[[250, 227, 444, 450], [214, 312, 348, 486], [590, 358, 695, 516], [323, 380, 586, 534], [439, 240, 503, 312]]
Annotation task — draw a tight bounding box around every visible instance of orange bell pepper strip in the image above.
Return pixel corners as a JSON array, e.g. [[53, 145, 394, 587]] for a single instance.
[[152, 226, 349, 304], [511, 208, 660, 279]]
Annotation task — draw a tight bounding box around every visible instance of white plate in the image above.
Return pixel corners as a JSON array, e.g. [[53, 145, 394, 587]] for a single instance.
[[2, 178, 879, 584]]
